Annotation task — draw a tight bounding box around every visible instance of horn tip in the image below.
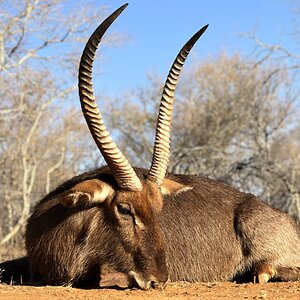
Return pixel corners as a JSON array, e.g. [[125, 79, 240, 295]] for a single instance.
[[115, 3, 129, 16], [200, 24, 209, 34], [121, 3, 129, 10]]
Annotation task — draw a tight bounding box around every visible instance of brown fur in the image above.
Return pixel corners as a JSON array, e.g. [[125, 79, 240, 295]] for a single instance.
[[9, 167, 296, 288]]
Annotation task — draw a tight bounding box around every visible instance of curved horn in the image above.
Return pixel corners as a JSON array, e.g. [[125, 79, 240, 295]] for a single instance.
[[147, 25, 209, 187], [78, 3, 143, 191]]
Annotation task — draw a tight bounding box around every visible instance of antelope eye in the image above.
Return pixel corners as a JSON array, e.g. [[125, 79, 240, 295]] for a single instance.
[[117, 203, 131, 216]]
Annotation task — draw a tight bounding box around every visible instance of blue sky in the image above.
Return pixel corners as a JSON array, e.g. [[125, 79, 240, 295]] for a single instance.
[[89, 0, 298, 97]]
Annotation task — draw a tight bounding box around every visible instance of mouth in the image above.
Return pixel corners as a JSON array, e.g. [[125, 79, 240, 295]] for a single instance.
[[99, 271, 131, 289]]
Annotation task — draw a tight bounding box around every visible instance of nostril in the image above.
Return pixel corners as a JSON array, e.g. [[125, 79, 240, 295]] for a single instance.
[[150, 280, 156, 289], [148, 274, 169, 290], [150, 280, 167, 290]]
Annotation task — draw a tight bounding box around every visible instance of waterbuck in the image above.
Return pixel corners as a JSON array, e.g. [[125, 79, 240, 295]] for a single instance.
[[1, 3, 300, 290]]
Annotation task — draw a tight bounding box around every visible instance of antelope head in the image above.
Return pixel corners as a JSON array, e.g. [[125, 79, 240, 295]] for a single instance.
[[70, 3, 208, 289]]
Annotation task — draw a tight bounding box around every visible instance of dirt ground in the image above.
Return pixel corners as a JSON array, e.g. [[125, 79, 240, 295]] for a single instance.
[[0, 281, 300, 300]]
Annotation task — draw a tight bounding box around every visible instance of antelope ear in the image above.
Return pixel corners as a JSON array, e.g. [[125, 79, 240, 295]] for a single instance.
[[160, 178, 191, 196], [59, 179, 115, 207]]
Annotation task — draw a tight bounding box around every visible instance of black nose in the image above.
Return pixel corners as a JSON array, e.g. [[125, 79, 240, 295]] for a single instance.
[[150, 276, 169, 290], [151, 280, 156, 289]]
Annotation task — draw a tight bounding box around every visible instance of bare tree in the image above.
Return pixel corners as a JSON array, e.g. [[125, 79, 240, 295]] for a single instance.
[[0, 0, 124, 259], [235, 1, 300, 220]]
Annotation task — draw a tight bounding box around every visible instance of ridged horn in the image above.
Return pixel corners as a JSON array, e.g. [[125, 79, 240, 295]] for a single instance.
[[147, 24, 209, 187], [78, 3, 143, 191]]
